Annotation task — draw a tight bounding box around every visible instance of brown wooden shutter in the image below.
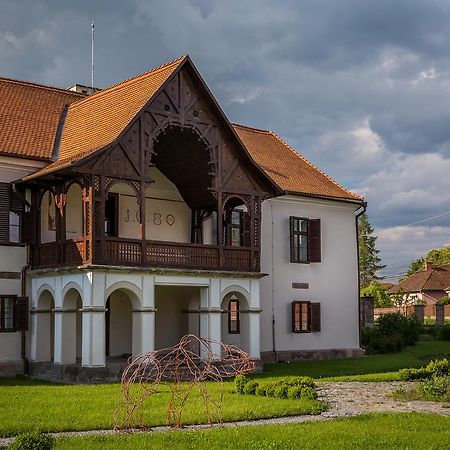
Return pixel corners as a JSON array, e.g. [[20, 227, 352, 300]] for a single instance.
[[0, 183, 10, 242], [242, 212, 251, 247], [21, 211, 36, 244], [311, 302, 321, 332], [14, 296, 29, 331], [289, 216, 295, 262], [308, 219, 321, 263], [10, 188, 24, 213]]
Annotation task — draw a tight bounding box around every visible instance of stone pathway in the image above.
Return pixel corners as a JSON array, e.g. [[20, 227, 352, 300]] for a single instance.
[[1, 382, 448, 447]]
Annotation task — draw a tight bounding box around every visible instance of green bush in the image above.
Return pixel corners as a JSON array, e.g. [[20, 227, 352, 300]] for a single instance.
[[274, 384, 289, 399], [265, 384, 276, 397], [398, 367, 430, 381], [243, 380, 259, 395], [438, 325, 450, 341], [234, 374, 248, 394], [286, 376, 315, 388], [417, 376, 450, 400], [362, 313, 421, 354], [255, 383, 268, 397], [9, 432, 55, 450], [300, 386, 318, 400], [288, 386, 302, 399], [426, 358, 449, 377]]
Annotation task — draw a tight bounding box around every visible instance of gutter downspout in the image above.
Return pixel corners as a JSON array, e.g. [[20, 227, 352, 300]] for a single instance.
[[355, 202, 367, 349], [270, 201, 278, 362]]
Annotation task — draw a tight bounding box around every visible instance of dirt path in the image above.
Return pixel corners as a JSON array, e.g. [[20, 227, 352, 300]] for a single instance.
[[1, 382, 448, 447]]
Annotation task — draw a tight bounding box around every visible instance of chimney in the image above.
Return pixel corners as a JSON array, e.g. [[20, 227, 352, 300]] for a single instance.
[[424, 261, 435, 271], [67, 84, 100, 95]]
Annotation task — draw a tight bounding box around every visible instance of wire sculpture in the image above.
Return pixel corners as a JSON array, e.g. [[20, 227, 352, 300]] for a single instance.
[[115, 334, 255, 429]]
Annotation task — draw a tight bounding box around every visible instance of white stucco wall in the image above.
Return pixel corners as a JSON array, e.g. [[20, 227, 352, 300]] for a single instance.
[[260, 195, 360, 354], [0, 156, 46, 366]]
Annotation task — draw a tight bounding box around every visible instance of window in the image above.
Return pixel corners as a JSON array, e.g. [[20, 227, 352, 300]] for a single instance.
[[228, 296, 240, 334], [225, 208, 251, 247], [105, 193, 119, 237], [289, 217, 321, 263], [0, 296, 28, 332], [292, 301, 321, 333], [0, 183, 24, 245]]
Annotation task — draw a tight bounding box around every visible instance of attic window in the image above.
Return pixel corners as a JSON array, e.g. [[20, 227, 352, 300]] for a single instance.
[[164, 104, 170, 111], [193, 110, 199, 118]]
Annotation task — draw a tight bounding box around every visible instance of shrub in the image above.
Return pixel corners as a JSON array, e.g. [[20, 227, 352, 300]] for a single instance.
[[255, 383, 268, 397], [234, 374, 248, 394], [9, 432, 55, 450], [274, 384, 289, 399], [243, 380, 259, 395], [265, 384, 276, 397], [362, 313, 421, 354], [426, 359, 449, 377], [288, 386, 303, 399], [417, 376, 450, 400], [438, 325, 450, 341], [287, 376, 315, 388], [300, 386, 318, 400], [398, 367, 431, 381]]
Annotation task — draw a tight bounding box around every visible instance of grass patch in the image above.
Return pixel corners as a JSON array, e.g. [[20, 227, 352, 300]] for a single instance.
[[0, 379, 323, 437], [53, 413, 450, 449], [264, 340, 450, 380]]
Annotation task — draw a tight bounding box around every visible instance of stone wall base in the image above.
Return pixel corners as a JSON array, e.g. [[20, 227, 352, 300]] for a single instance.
[[261, 348, 364, 363], [0, 360, 24, 377], [29, 359, 264, 383]]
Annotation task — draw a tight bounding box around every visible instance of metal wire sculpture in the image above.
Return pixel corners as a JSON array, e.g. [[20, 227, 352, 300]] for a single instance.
[[115, 334, 256, 429]]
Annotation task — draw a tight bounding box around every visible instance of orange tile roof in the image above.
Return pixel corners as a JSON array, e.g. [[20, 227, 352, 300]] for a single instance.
[[57, 56, 186, 164], [233, 124, 362, 201], [0, 77, 84, 160], [388, 264, 450, 294]]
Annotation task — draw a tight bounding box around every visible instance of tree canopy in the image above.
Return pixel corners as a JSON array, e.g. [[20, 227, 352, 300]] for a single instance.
[[361, 281, 392, 307], [406, 247, 450, 277], [358, 213, 385, 288]]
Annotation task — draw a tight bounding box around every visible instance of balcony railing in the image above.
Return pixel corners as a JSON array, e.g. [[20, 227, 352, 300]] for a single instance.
[[32, 238, 259, 272]]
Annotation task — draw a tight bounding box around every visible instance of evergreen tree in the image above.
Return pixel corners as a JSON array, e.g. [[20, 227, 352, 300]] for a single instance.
[[358, 213, 385, 288]]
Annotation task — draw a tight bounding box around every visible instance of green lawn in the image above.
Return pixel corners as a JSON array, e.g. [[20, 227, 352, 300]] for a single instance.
[[54, 413, 450, 449], [264, 340, 450, 381], [0, 379, 323, 437]]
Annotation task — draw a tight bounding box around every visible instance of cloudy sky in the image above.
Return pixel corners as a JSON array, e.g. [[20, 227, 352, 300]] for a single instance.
[[2, 0, 450, 280]]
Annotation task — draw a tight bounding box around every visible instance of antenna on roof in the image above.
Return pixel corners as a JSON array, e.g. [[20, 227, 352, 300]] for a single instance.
[[91, 20, 95, 89]]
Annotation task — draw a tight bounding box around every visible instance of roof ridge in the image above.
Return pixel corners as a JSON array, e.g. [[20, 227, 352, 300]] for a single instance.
[[232, 122, 270, 134], [0, 76, 86, 97], [69, 55, 187, 109], [268, 130, 363, 200]]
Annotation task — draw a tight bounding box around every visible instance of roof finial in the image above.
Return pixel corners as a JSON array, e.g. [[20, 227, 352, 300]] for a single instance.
[[91, 20, 95, 89]]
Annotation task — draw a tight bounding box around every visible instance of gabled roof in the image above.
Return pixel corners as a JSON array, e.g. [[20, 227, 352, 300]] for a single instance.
[[233, 124, 362, 202], [0, 77, 84, 160], [57, 56, 186, 164], [388, 264, 450, 294]]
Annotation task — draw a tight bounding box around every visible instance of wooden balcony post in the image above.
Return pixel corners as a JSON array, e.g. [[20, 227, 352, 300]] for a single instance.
[[139, 181, 146, 265], [217, 193, 223, 269]]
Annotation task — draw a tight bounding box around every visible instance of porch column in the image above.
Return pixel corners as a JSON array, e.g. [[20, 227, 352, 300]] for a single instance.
[[139, 276, 155, 354], [248, 279, 261, 359], [199, 281, 221, 359], [81, 272, 106, 367]]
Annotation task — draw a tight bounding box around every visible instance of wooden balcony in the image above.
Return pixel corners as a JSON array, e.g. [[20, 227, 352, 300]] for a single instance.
[[32, 238, 259, 272]]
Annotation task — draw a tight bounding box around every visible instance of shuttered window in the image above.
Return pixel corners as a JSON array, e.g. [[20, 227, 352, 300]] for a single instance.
[[0, 296, 28, 332], [292, 301, 321, 333], [289, 217, 321, 263], [0, 183, 25, 244]]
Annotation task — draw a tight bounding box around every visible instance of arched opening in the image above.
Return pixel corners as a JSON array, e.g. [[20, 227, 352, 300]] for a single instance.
[[221, 291, 250, 353], [59, 288, 82, 364], [223, 197, 250, 247], [34, 289, 55, 361], [40, 190, 56, 243], [105, 288, 141, 359], [155, 285, 200, 350], [106, 182, 140, 239], [65, 183, 83, 240], [153, 125, 216, 209]]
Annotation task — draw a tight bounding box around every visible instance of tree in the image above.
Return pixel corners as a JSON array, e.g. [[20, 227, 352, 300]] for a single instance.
[[406, 247, 450, 277], [358, 213, 385, 288], [361, 281, 392, 307]]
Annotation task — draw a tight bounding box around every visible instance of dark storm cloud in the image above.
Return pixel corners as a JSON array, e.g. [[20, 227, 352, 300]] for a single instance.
[[2, 0, 450, 270]]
